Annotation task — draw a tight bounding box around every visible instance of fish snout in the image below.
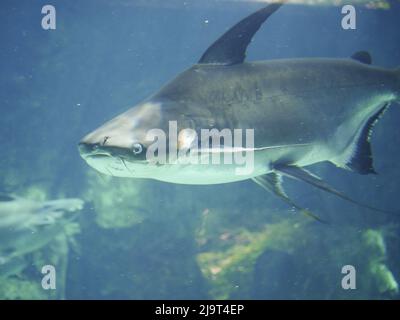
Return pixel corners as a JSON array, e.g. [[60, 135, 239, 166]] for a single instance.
[[78, 140, 114, 158], [78, 140, 141, 161], [78, 126, 116, 157], [78, 141, 101, 157], [78, 142, 92, 155]]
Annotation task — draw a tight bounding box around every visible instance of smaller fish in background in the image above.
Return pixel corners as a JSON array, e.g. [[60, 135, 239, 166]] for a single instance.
[[0, 194, 83, 230], [0, 256, 28, 279], [0, 193, 84, 277]]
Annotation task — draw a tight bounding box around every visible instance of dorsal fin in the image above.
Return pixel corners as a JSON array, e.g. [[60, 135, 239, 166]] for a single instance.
[[351, 51, 372, 65], [198, 3, 283, 66]]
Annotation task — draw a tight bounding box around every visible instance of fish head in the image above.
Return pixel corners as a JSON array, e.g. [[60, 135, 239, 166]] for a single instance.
[[41, 198, 84, 213], [78, 100, 164, 178]]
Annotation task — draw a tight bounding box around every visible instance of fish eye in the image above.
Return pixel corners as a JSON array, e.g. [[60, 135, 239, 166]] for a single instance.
[[132, 143, 143, 155]]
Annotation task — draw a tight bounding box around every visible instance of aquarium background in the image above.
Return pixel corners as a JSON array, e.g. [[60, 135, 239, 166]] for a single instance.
[[1, 0, 400, 299]]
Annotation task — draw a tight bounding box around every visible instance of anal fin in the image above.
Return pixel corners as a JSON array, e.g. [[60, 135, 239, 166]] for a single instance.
[[274, 164, 399, 216], [252, 173, 328, 224]]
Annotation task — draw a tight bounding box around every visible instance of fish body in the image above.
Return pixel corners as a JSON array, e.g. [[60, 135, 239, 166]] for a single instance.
[[78, 4, 400, 219]]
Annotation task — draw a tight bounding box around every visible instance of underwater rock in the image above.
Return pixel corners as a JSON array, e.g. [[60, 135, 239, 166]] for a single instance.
[[370, 263, 399, 296], [109, 0, 390, 10], [196, 218, 309, 299], [196, 207, 400, 300], [85, 172, 151, 228], [0, 256, 28, 279], [251, 249, 298, 299], [0, 277, 47, 300], [362, 229, 399, 297]]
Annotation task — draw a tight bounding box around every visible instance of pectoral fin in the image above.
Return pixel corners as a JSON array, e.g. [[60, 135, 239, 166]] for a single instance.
[[252, 173, 328, 224]]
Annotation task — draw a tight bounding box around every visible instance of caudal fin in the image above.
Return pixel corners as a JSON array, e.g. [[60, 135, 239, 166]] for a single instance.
[[396, 67, 400, 102]]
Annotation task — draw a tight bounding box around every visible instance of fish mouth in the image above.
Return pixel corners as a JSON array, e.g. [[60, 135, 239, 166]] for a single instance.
[[78, 142, 148, 166], [78, 142, 149, 177], [84, 153, 112, 160], [78, 142, 127, 159], [78, 143, 112, 159]]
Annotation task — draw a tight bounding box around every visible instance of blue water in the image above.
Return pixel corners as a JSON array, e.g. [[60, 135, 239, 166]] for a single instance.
[[1, 0, 400, 299]]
